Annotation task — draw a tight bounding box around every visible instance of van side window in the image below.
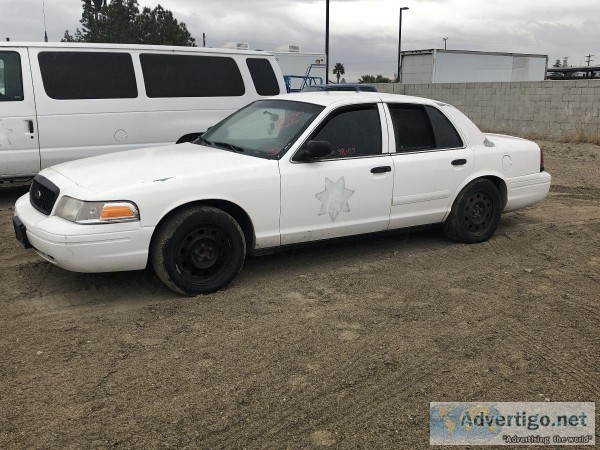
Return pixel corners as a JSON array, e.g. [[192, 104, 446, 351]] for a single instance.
[[246, 58, 280, 96], [0, 52, 24, 102], [424, 106, 463, 149], [140, 54, 245, 98], [38, 52, 137, 100], [387, 104, 435, 152]]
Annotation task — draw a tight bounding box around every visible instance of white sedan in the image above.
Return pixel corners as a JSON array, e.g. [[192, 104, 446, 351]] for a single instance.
[[13, 92, 551, 295]]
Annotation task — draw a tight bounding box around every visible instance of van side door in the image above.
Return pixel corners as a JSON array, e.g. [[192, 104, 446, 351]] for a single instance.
[[0, 48, 40, 177]]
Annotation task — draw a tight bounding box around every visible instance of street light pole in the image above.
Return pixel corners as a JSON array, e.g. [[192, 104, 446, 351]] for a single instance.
[[397, 6, 409, 83], [326, 0, 330, 84]]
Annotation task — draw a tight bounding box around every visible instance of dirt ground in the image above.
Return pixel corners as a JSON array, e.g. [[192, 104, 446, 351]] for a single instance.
[[0, 140, 598, 449]]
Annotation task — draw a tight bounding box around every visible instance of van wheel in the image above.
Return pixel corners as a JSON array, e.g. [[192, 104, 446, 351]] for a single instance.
[[151, 206, 246, 296], [443, 179, 501, 244]]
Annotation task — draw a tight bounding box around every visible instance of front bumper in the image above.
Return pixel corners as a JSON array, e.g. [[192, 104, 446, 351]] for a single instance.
[[14, 193, 154, 273]]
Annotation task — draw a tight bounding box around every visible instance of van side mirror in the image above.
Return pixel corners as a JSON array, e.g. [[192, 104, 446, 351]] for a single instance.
[[297, 140, 332, 161]]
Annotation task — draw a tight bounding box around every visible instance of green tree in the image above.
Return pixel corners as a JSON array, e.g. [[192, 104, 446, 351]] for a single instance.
[[333, 62, 345, 84], [358, 74, 392, 83], [62, 0, 195, 46]]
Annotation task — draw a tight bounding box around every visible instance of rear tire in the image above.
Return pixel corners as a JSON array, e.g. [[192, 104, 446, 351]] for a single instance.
[[443, 179, 501, 243], [151, 206, 246, 296]]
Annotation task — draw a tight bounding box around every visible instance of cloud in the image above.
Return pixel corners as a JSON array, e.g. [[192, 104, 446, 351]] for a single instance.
[[1, 0, 599, 81]]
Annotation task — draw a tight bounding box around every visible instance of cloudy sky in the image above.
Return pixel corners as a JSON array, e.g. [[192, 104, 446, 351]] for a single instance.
[[1, 0, 599, 81]]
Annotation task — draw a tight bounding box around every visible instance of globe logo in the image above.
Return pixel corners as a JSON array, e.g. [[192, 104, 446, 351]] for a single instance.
[[430, 403, 503, 445]]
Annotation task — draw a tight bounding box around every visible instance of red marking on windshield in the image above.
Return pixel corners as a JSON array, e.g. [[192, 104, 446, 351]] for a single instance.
[[275, 111, 305, 130], [268, 146, 283, 155]]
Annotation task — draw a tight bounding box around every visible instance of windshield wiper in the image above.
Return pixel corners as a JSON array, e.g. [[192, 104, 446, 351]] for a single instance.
[[195, 135, 211, 146], [211, 141, 246, 153]]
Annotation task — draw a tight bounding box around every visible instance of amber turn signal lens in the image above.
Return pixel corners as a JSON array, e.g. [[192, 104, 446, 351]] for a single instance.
[[100, 204, 135, 220]]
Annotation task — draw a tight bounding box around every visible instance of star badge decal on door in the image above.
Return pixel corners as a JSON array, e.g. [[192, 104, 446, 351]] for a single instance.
[[315, 177, 355, 222]]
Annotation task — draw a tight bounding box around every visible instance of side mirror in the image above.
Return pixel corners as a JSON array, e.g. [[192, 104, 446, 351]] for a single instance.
[[298, 140, 332, 161]]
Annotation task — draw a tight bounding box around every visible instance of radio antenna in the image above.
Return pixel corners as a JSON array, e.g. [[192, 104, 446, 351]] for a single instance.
[[43, 0, 48, 42]]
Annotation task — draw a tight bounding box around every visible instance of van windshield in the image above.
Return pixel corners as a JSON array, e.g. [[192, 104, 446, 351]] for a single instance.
[[199, 100, 324, 159]]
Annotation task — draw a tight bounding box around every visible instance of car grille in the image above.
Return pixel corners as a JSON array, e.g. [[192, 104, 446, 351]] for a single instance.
[[30, 175, 60, 216]]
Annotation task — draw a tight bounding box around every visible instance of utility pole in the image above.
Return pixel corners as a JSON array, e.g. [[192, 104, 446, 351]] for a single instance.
[[585, 54, 594, 66], [397, 6, 409, 83], [325, 0, 330, 84], [443, 37, 448, 50]]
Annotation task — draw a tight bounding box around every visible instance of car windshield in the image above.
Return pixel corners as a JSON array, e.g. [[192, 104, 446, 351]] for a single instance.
[[199, 100, 324, 159]]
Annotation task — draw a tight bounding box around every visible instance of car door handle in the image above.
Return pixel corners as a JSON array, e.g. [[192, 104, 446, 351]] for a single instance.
[[371, 166, 391, 174], [451, 159, 467, 166]]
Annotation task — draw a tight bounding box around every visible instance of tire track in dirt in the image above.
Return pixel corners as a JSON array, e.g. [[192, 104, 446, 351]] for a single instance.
[[197, 264, 415, 446], [493, 271, 600, 398], [9, 263, 174, 315]]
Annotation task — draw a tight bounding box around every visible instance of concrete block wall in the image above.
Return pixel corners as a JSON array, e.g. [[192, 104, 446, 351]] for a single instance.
[[372, 80, 600, 140]]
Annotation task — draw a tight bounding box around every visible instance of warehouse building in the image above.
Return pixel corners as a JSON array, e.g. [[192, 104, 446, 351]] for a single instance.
[[400, 49, 548, 84]]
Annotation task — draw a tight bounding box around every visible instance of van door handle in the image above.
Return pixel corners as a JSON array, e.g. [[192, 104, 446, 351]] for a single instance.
[[451, 159, 467, 166], [27, 120, 34, 134], [371, 166, 391, 174]]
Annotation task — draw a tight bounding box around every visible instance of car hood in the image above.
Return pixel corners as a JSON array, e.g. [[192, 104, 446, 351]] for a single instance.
[[49, 143, 274, 193]]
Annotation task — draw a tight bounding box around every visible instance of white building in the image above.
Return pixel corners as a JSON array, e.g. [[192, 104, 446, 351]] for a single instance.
[[401, 49, 548, 84]]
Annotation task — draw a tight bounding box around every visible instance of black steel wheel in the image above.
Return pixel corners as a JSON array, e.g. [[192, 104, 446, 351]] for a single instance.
[[151, 206, 246, 295], [443, 179, 502, 243]]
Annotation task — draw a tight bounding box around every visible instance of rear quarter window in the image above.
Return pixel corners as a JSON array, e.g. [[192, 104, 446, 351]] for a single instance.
[[425, 106, 463, 149], [140, 53, 245, 98], [38, 51, 137, 100], [246, 58, 280, 96]]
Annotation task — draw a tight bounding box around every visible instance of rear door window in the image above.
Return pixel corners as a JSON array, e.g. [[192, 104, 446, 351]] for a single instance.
[[246, 58, 280, 96], [0, 51, 24, 101], [140, 53, 245, 98], [38, 51, 137, 100], [387, 104, 436, 152]]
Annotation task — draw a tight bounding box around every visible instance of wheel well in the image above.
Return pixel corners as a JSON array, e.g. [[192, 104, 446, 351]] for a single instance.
[[176, 133, 203, 144], [151, 200, 256, 254], [481, 175, 508, 210]]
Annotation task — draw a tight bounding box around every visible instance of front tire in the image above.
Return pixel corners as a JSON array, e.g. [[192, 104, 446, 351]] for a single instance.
[[443, 179, 502, 243], [151, 206, 246, 296]]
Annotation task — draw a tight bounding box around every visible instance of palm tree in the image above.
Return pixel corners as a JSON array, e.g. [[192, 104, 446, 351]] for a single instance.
[[333, 62, 345, 84]]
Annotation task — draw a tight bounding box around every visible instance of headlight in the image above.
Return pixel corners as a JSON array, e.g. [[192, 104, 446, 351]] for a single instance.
[[55, 196, 140, 224]]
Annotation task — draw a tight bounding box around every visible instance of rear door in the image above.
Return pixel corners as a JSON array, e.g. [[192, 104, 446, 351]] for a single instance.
[[385, 102, 474, 228], [0, 48, 40, 177]]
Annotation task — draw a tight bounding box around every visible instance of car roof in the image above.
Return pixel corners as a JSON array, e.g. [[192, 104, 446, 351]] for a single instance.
[[272, 92, 443, 108]]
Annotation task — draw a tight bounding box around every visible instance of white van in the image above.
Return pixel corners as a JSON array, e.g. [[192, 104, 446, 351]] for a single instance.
[[0, 42, 285, 180]]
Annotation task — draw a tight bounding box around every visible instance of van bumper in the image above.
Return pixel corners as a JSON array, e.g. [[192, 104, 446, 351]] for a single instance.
[[14, 194, 154, 273]]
